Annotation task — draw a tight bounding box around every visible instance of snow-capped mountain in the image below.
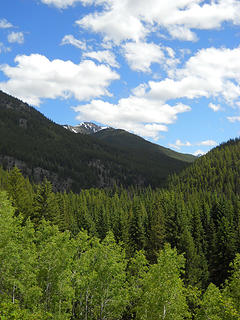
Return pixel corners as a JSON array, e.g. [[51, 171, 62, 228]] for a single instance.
[[63, 122, 108, 135]]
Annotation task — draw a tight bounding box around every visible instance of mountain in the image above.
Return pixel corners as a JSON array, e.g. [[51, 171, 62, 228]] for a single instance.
[[93, 128, 196, 163], [0, 90, 196, 191], [64, 123, 195, 163], [63, 122, 107, 135]]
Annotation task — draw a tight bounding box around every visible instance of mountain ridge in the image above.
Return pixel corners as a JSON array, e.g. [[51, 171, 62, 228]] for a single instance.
[[63, 123, 196, 162], [0, 89, 195, 191]]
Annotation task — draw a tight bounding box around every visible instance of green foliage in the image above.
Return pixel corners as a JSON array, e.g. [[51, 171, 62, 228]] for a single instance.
[[72, 231, 129, 320], [125, 250, 149, 319], [136, 244, 190, 320], [195, 282, 240, 320], [223, 254, 240, 316], [0, 300, 53, 320], [35, 221, 74, 318], [0, 192, 40, 311], [6, 166, 33, 218]]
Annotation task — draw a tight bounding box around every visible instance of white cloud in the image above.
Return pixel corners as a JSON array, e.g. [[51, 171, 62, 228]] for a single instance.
[[0, 18, 13, 29], [0, 42, 11, 54], [60, 34, 86, 50], [131, 84, 149, 97], [83, 50, 119, 68], [122, 42, 165, 72], [209, 102, 221, 112], [8, 32, 24, 44], [168, 26, 198, 41], [0, 54, 119, 106], [199, 140, 217, 146], [145, 47, 240, 104], [165, 47, 175, 58], [71, 45, 240, 140], [169, 139, 192, 150], [40, 0, 92, 9], [73, 92, 190, 139], [227, 116, 240, 122], [169, 138, 217, 150], [76, 0, 240, 43], [77, 4, 147, 44]]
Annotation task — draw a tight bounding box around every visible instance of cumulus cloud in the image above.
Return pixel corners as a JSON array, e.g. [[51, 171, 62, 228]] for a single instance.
[[83, 50, 119, 68], [122, 42, 165, 72], [60, 34, 86, 50], [146, 47, 240, 104], [168, 26, 198, 41], [227, 116, 240, 122], [209, 102, 221, 112], [76, 0, 240, 43], [0, 18, 13, 29], [169, 139, 192, 150], [77, 4, 147, 43], [0, 53, 119, 106], [199, 140, 217, 146], [169, 139, 217, 150], [74, 45, 240, 139], [8, 32, 24, 44], [73, 93, 190, 139]]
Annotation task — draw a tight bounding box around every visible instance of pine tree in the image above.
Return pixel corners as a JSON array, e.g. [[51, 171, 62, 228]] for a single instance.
[[32, 178, 60, 226]]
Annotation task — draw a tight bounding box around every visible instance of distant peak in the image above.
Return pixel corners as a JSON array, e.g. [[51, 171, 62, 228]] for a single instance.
[[63, 122, 108, 135]]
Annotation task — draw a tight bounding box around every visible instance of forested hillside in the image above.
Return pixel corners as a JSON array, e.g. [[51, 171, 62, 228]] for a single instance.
[[168, 137, 240, 197], [0, 90, 194, 191], [0, 137, 239, 319], [94, 127, 196, 163]]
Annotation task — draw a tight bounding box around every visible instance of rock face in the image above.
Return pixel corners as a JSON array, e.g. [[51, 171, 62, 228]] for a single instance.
[[0, 155, 73, 192], [19, 118, 28, 129]]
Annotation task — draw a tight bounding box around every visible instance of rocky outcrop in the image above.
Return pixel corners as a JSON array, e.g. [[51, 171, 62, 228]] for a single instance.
[[0, 155, 73, 192]]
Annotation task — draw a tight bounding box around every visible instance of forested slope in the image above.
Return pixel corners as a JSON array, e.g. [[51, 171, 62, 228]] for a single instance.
[[94, 127, 195, 163], [0, 137, 239, 319], [168, 137, 240, 197]]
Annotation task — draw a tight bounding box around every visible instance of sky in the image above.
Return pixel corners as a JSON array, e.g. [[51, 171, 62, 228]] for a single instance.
[[0, 0, 240, 156]]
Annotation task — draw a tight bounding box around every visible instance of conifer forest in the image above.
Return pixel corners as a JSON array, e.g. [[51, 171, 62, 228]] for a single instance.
[[0, 137, 240, 319]]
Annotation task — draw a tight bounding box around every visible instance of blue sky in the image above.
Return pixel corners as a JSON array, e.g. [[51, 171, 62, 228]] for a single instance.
[[0, 0, 240, 155]]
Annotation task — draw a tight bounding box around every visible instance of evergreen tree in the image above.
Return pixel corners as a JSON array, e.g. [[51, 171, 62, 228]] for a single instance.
[[32, 178, 60, 226], [127, 204, 146, 256]]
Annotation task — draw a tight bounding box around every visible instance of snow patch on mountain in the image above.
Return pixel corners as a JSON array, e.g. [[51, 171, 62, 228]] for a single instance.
[[63, 122, 108, 135]]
